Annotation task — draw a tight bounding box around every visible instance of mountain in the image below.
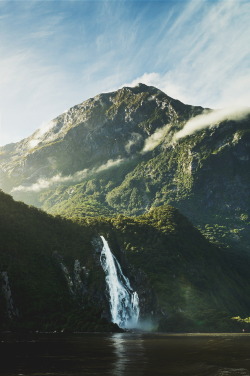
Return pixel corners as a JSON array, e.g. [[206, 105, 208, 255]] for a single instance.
[[0, 83, 249, 252], [1, 84, 250, 332], [1, 189, 250, 332]]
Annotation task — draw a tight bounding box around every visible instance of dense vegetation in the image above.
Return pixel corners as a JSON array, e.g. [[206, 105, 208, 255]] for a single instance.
[[1, 190, 250, 332], [0, 190, 120, 332], [42, 119, 250, 254]]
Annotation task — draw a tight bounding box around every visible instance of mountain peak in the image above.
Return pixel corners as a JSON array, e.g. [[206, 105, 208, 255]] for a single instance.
[[121, 82, 161, 96], [135, 82, 151, 90]]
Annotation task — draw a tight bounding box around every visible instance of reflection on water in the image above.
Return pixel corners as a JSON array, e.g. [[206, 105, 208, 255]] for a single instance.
[[110, 333, 146, 375], [1, 332, 250, 375]]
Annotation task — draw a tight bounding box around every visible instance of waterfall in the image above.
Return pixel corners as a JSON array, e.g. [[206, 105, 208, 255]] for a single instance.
[[100, 236, 140, 329]]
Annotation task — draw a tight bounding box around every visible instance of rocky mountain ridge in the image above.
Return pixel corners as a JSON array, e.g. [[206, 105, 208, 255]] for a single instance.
[[0, 84, 203, 189]]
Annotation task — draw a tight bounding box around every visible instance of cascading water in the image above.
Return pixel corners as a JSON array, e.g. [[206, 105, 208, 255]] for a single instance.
[[100, 236, 140, 329]]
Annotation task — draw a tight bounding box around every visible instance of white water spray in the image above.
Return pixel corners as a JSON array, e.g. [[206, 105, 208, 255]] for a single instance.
[[100, 236, 140, 329]]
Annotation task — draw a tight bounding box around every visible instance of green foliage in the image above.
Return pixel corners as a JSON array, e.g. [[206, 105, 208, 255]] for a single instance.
[[0, 189, 118, 332], [1, 190, 250, 332], [232, 316, 250, 324], [79, 205, 250, 332]]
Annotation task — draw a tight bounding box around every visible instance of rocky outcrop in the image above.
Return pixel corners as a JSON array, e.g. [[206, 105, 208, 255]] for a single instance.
[[53, 251, 89, 300], [1, 272, 18, 319]]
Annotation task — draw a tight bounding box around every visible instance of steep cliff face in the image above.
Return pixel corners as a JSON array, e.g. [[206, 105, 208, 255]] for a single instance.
[[0, 84, 249, 251], [1, 190, 250, 332]]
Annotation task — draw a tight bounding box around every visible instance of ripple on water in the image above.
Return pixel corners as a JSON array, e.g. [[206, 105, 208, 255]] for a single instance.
[[216, 368, 250, 375]]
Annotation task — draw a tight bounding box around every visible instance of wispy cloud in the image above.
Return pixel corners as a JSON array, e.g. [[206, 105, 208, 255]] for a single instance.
[[12, 169, 89, 193], [174, 106, 250, 140], [142, 124, 170, 153], [123, 72, 188, 103], [28, 120, 57, 148], [95, 158, 124, 172], [1, 0, 250, 147], [125, 0, 250, 108], [11, 158, 124, 193], [125, 132, 143, 153], [0, 42, 68, 145]]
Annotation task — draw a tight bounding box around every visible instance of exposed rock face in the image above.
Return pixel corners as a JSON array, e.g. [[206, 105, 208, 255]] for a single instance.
[[1, 272, 18, 319], [128, 266, 157, 320], [53, 252, 89, 300], [0, 84, 203, 192]]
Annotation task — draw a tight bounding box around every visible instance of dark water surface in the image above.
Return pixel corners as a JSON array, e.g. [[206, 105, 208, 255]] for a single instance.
[[1, 332, 250, 376]]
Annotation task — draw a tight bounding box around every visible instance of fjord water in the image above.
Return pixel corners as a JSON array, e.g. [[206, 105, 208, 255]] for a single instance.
[[1, 333, 250, 376]]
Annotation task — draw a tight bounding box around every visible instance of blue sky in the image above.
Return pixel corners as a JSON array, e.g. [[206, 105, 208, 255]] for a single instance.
[[0, 0, 249, 145]]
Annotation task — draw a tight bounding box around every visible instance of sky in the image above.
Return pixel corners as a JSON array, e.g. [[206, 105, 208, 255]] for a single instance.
[[0, 0, 249, 146]]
